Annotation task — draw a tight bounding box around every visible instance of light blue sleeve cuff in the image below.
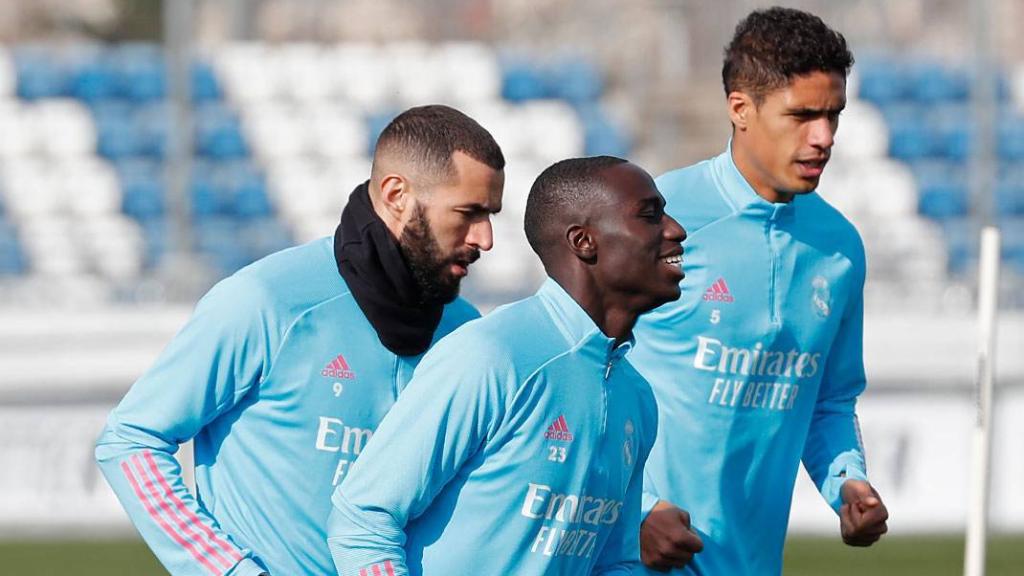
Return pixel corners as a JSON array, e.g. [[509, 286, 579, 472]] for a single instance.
[[820, 451, 868, 513], [641, 490, 660, 522]]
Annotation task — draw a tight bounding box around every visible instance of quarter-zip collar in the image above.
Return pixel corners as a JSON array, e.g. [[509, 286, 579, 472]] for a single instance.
[[536, 277, 635, 360], [713, 141, 798, 221]]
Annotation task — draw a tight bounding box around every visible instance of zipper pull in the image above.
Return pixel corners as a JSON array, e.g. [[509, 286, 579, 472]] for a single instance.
[[604, 359, 613, 380]]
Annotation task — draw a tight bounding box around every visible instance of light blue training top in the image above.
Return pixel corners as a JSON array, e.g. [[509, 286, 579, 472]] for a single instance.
[[96, 237, 479, 576], [327, 278, 659, 576], [629, 147, 870, 576]]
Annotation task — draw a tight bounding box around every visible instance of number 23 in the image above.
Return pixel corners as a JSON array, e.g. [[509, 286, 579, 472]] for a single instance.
[[547, 446, 567, 463]]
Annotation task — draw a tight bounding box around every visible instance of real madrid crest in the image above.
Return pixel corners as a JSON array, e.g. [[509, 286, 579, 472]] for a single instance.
[[811, 275, 831, 319]]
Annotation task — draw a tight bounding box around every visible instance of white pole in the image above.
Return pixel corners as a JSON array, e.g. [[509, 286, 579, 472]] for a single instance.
[[964, 226, 1001, 576]]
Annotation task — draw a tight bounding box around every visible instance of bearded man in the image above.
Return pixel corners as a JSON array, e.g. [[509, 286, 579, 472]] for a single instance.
[[96, 105, 505, 576]]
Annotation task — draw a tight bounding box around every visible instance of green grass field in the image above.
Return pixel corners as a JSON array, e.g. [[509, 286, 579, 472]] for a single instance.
[[1, 535, 1022, 575]]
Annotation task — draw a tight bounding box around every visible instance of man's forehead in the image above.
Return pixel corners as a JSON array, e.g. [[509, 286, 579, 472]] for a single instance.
[[595, 163, 659, 205]]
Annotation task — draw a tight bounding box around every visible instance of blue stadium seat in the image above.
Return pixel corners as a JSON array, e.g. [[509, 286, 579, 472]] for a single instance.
[[1001, 219, 1024, 275], [191, 60, 223, 102], [136, 102, 170, 158], [930, 104, 972, 161], [501, 58, 548, 102], [857, 57, 911, 105], [577, 104, 631, 157], [112, 43, 166, 102], [195, 103, 247, 159], [116, 159, 165, 220], [998, 115, 1024, 161], [189, 161, 220, 218], [911, 160, 969, 220], [909, 61, 968, 103], [224, 161, 272, 218], [882, 104, 935, 160], [0, 221, 26, 275], [92, 100, 144, 158], [69, 50, 118, 103], [548, 56, 603, 105], [14, 47, 67, 100], [996, 163, 1024, 216]]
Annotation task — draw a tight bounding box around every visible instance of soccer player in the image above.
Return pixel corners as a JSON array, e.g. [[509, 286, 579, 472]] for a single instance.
[[326, 157, 686, 576], [630, 7, 889, 575], [94, 105, 505, 575]]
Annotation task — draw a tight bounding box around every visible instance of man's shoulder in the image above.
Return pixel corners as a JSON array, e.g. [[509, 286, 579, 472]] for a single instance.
[[204, 237, 352, 329], [429, 295, 564, 373], [798, 193, 866, 264], [656, 158, 734, 232]]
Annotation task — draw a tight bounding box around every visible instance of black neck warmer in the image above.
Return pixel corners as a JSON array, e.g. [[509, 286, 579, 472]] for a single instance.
[[333, 182, 444, 356]]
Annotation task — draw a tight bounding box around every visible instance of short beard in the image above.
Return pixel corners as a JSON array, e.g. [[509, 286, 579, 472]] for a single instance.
[[398, 204, 465, 305]]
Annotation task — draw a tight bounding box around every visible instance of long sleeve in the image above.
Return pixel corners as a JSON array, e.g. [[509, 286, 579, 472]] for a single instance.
[[326, 337, 507, 576], [801, 283, 869, 513], [95, 277, 274, 576]]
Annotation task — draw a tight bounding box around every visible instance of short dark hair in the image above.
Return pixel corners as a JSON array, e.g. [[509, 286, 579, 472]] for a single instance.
[[524, 156, 627, 264], [722, 6, 854, 103], [372, 104, 505, 183]]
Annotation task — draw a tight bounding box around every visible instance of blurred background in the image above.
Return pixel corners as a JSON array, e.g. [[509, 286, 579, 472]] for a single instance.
[[0, 0, 1021, 574]]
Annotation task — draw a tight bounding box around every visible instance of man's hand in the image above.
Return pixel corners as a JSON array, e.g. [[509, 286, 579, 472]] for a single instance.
[[840, 480, 889, 547], [640, 500, 704, 572]]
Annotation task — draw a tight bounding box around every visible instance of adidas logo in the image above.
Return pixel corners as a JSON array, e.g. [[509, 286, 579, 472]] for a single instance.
[[702, 278, 735, 303], [544, 415, 574, 442], [321, 354, 356, 380]]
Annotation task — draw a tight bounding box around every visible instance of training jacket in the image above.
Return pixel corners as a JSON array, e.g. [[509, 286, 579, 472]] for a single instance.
[[629, 146, 870, 576], [327, 278, 658, 576], [95, 236, 479, 576]]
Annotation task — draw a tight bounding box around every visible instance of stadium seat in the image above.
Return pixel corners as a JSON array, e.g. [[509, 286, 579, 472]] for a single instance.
[[14, 47, 67, 100], [911, 160, 969, 220], [195, 103, 248, 159], [68, 47, 119, 103], [882, 104, 935, 160], [997, 115, 1024, 161], [191, 60, 223, 102], [577, 104, 631, 157], [996, 163, 1024, 216], [930, 104, 972, 161], [116, 159, 165, 221], [547, 56, 603, 105], [909, 61, 968, 104], [111, 43, 165, 102], [856, 56, 910, 105], [501, 57, 548, 102]]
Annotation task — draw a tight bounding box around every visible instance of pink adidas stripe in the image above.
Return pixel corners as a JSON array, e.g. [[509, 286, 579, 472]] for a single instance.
[[143, 450, 243, 564], [133, 456, 232, 571], [121, 460, 222, 575], [372, 564, 383, 576], [384, 560, 396, 576]]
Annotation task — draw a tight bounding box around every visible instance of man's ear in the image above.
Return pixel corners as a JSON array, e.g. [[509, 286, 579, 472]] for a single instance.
[[727, 91, 754, 131], [566, 224, 597, 263], [378, 173, 410, 222]]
